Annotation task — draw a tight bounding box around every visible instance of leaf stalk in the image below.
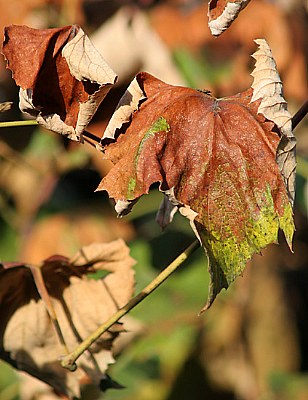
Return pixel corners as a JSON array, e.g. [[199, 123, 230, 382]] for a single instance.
[[292, 100, 308, 129], [0, 120, 38, 128]]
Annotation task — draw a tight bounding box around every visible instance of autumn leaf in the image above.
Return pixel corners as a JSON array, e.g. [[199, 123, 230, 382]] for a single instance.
[[0, 239, 135, 398], [2, 24, 117, 141], [251, 39, 296, 206], [96, 39, 295, 311], [208, 0, 252, 36]]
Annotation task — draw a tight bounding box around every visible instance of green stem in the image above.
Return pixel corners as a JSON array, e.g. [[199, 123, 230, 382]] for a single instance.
[[61, 239, 200, 371], [0, 120, 38, 128], [0, 120, 102, 144]]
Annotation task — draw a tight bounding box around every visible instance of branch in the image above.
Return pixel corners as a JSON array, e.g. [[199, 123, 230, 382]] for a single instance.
[[292, 100, 308, 130], [0, 120, 38, 128], [82, 130, 101, 143], [0, 120, 101, 146], [61, 239, 200, 371]]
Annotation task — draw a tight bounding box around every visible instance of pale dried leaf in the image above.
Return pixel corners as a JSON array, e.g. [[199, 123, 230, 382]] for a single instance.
[[20, 373, 60, 400], [0, 240, 135, 398], [70, 240, 136, 308], [101, 76, 146, 142], [114, 199, 138, 216], [208, 0, 252, 37], [62, 27, 114, 84], [35, 112, 77, 139], [62, 27, 117, 139], [251, 39, 296, 205]]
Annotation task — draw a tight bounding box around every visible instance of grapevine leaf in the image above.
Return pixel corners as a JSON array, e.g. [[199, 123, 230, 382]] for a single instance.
[[2, 24, 117, 141], [0, 240, 135, 398], [97, 39, 295, 311]]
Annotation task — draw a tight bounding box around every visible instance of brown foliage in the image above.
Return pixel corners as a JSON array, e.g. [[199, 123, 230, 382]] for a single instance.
[[97, 39, 295, 309], [0, 240, 135, 398], [2, 24, 117, 141]]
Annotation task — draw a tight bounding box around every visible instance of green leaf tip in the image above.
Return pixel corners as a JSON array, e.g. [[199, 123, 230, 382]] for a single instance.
[[199, 185, 294, 312]]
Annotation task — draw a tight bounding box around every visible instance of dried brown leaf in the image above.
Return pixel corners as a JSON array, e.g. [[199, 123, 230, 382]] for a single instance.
[[208, 0, 252, 36], [97, 40, 295, 311], [2, 25, 117, 141], [101, 76, 146, 142], [0, 239, 135, 398]]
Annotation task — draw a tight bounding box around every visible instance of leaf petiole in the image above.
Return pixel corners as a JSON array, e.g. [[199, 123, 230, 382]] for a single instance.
[[292, 100, 308, 129], [0, 119, 101, 144], [82, 130, 101, 143], [61, 239, 200, 371], [0, 120, 38, 128]]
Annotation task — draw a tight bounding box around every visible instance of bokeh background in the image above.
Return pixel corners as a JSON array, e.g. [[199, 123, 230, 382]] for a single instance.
[[0, 0, 307, 399]]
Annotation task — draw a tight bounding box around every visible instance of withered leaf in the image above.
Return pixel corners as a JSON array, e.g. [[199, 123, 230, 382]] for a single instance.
[[0, 239, 135, 398], [97, 39, 295, 311], [2, 25, 117, 141], [251, 39, 296, 206], [208, 0, 252, 36]]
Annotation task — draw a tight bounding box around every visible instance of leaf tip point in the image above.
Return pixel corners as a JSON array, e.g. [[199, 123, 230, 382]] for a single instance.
[[198, 299, 213, 315]]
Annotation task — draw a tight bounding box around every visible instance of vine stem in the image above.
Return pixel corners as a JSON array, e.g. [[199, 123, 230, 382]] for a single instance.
[[0, 119, 101, 143], [0, 120, 38, 127], [61, 239, 200, 371], [292, 100, 308, 129]]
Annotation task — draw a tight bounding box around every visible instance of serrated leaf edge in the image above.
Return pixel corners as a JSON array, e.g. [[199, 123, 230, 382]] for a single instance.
[[251, 38, 296, 206]]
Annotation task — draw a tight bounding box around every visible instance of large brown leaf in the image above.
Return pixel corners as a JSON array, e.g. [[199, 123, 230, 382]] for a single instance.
[[2, 24, 117, 141], [97, 39, 295, 311], [0, 240, 135, 398]]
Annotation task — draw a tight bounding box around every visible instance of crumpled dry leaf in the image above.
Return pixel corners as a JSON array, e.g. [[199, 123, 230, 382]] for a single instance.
[[102, 75, 146, 141], [0, 239, 135, 398], [2, 24, 117, 141], [251, 39, 296, 206], [96, 39, 295, 311], [19, 373, 63, 400], [208, 0, 252, 36]]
